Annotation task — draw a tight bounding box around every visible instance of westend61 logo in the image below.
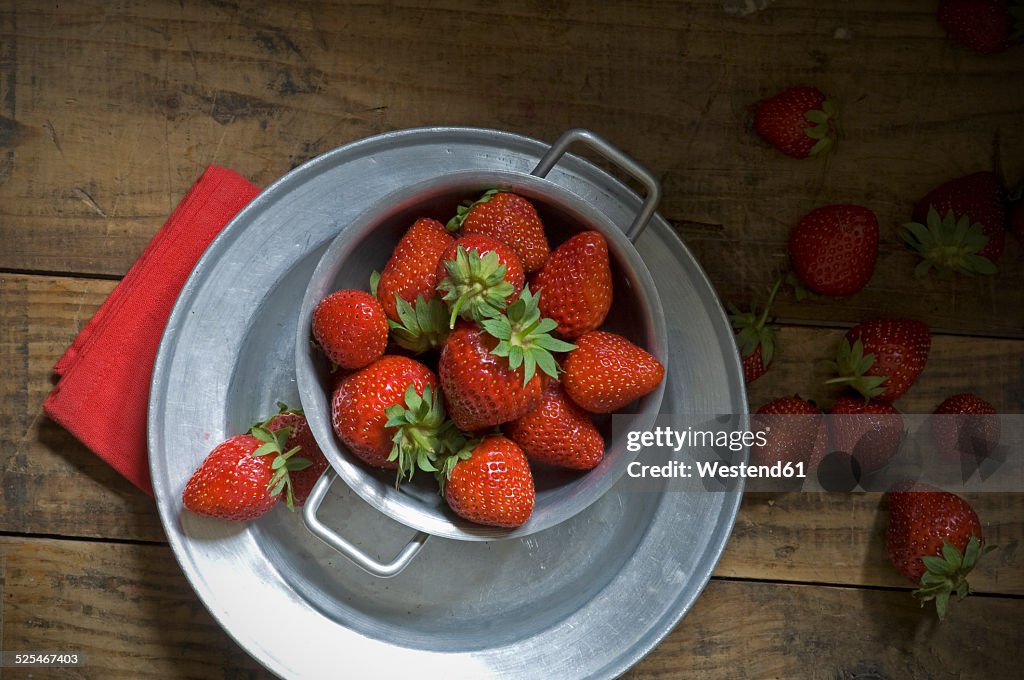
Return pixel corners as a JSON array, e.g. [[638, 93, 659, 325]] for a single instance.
[[614, 413, 1023, 494]]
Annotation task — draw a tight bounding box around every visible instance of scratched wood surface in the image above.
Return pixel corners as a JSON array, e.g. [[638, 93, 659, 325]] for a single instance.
[[1, 0, 1023, 678]]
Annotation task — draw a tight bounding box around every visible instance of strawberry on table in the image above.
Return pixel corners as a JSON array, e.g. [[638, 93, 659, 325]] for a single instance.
[[311, 289, 388, 370], [827, 319, 931, 402], [886, 481, 995, 619], [753, 85, 838, 159], [562, 330, 665, 414], [182, 426, 308, 521], [750, 396, 828, 470], [447, 190, 550, 272], [505, 379, 605, 470], [260, 405, 330, 507], [435, 233, 525, 326], [331, 355, 445, 478], [828, 396, 905, 475], [438, 435, 535, 528], [899, 171, 1007, 276], [930, 393, 1001, 464], [788, 205, 879, 296], [729, 280, 781, 384], [937, 0, 1022, 55], [530, 230, 613, 339], [374, 217, 454, 322]]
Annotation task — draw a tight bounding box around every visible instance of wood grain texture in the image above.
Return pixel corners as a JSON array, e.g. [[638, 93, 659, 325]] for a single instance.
[[0, 1, 1021, 334], [1, 535, 1019, 680], [628, 578, 1024, 680]]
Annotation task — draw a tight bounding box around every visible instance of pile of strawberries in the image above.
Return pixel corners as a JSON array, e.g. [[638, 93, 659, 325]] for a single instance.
[[308, 189, 664, 529], [737, 6, 1021, 619]]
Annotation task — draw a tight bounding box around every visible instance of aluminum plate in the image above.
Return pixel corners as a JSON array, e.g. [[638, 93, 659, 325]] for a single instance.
[[149, 127, 747, 679]]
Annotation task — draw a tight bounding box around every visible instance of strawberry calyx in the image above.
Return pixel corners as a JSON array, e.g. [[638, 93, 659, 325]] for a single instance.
[[249, 424, 311, 511], [388, 294, 450, 353], [825, 337, 888, 400], [729, 279, 781, 366], [914, 536, 996, 620], [899, 207, 998, 278], [446, 188, 500, 232], [803, 97, 839, 157], [437, 245, 515, 327], [480, 285, 577, 385], [384, 384, 461, 485]]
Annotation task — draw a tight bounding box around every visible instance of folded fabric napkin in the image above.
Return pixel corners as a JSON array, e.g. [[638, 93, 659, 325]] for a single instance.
[[44, 166, 260, 496]]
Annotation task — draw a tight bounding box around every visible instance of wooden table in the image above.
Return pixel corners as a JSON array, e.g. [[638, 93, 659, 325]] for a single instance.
[[1, 2, 1022, 678]]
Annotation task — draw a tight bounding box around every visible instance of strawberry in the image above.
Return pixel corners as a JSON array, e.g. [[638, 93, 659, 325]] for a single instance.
[[828, 397, 904, 475], [311, 289, 388, 370], [562, 331, 665, 413], [729, 280, 781, 384], [261, 405, 330, 507], [885, 481, 995, 619], [438, 435, 535, 528], [900, 171, 1007, 276], [331, 355, 444, 477], [374, 217, 454, 322], [447, 190, 550, 272], [439, 287, 575, 431], [788, 205, 879, 296], [753, 85, 838, 159], [530, 230, 613, 339], [937, 0, 1022, 55], [750, 396, 828, 470], [182, 427, 307, 520], [435, 233, 525, 325], [504, 379, 605, 470], [930, 393, 1001, 464], [827, 319, 931, 402]]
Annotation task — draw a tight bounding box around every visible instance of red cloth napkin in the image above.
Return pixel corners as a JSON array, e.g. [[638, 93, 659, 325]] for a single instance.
[[44, 166, 260, 496]]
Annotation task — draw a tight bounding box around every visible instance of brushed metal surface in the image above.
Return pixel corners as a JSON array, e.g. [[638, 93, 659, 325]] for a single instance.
[[148, 127, 747, 680], [296, 169, 668, 543]]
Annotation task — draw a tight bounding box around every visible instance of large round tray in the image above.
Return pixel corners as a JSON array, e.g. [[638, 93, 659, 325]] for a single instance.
[[149, 127, 747, 679]]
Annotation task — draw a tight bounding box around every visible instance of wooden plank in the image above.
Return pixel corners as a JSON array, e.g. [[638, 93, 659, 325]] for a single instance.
[[715, 492, 1024, 595], [0, 536, 272, 679], [0, 273, 166, 543], [3, 273, 1023, 591], [0, 1, 1021, 335], [629, 578, 1024, 679], [0, 535, 1019, 679]]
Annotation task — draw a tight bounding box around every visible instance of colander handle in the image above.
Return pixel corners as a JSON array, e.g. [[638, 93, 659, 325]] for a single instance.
[[302, 469, 430, 578], [531, 128, 662, 243]]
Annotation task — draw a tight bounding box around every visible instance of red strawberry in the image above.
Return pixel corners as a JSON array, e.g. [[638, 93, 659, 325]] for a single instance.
[[750, 396, 828, 470], [753, 85, 838, 159], [331, 355, 443, 474], [828, 319, 931, 402], [788, 205, 879, 296], [930, 393, 1001, 464], [885, 481, 995, 619], [530, 230, 613, 339], [505, 379, 605, 470], [435, 233, 525, 325], [448, 190, 550, 272], [729, 280, 781, 384], [311, 289, 388, 370], [440, 435, 535, 528], [828, 397, 904, 474], [562, 331, 665, 413], [374, 217, 454, 321], [439, 287, 575, 431], [937, 0, 1021, 55], [900, 171, 1007, 276], [182, 427, 303, 520], [262, 406, 330, 507]]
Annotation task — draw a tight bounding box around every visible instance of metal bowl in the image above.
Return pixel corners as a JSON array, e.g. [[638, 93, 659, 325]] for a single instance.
[[296, 148, 667, 549]]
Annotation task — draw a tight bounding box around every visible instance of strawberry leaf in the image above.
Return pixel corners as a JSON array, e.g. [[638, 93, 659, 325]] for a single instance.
[[899, 207, 997, 277], [437, 246, 515, 326], [388, 295, 450, 354], [482, 285, 576, 385]]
